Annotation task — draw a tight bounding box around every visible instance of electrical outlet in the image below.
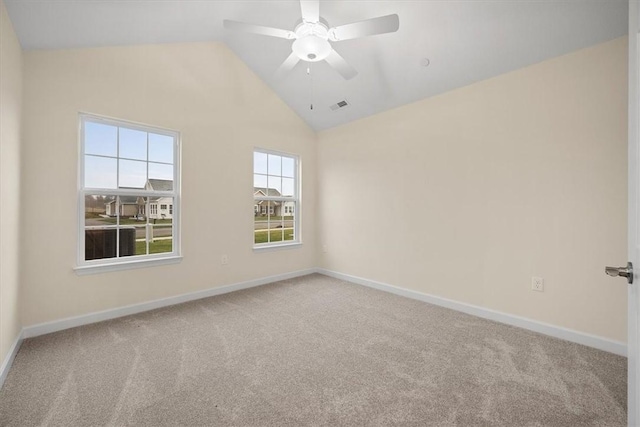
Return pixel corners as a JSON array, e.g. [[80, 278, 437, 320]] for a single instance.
[[531, 276, 544, 292], [221, 254, 229, 265]]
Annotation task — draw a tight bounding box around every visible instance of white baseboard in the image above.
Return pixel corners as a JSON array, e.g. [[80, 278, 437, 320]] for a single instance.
[[18, 266, 627, 358], [317, 268, 627, 357], [0, 330, 23, 389], [22, 268, 317, 339]]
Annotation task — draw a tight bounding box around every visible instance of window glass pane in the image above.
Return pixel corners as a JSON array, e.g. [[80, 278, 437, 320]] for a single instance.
[[85, 228, 118, 261], [254, 202, 268, 244], [284, 202, 295, 241], [117, 195, 144, 219], [148, 195, 173, 261], [148, 196, 174, 222], [149, 162, 173, 184], [119, 159, 147, 189], [267, 207, 284, 243], [85, 155, 117, 189], [131, 225, 148, 256], [254, 152, 268, 174], [268, 154, 281, 176], [282, 178, 294, 197], [148, 225, 173, 254], [118, 227, 137, 257], [268, 176, 282, 194], [85, 122, 117, 157], [254, 174, 267, 190], [282, 157, 295, 178], [85, 195, 116, 226], [149, 133, 174, 164], [119, 127, 147, 161]]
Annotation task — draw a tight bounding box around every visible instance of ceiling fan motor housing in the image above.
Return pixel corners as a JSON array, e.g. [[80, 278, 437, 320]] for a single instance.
[[292, 22, 331, 62]]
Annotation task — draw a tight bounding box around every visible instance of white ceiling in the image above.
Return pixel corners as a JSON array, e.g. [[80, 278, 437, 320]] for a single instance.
[[5, 0, 628, 131]]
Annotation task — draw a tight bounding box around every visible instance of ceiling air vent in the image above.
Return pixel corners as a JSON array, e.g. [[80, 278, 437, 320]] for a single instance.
[[330, 100, 350, 111]]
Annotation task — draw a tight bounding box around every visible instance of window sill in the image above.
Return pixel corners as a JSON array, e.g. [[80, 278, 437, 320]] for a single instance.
[[74, 255, 183, 275], [253, 242, 302, 252]]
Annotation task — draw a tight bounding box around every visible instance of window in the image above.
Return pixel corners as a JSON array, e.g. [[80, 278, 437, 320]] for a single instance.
[[253, 149, 299, 247], [169, 204, 173, 215], [160, 204, 167, 210], [79, 114, 180, 271]]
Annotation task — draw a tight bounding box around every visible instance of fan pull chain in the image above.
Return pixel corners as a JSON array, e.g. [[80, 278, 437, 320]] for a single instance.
[[307, 66, 313, 111]]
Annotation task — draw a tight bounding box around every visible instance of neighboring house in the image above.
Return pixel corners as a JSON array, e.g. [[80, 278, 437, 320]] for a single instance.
[[105, 196, 145, 218], [148, 197, 174, 220], [253, 187, 295, 217], [105, 179, 174, 219]]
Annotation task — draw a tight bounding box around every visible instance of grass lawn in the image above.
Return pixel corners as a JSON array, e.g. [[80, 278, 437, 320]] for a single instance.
[[254, 216, 294, 222], [135, 239, 172, 255], [95, 217, 173, 225], [254, 229, 294, 244]]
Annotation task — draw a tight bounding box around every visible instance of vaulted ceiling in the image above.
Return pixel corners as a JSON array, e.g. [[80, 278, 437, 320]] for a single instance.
[[5, 0, 628, 131]]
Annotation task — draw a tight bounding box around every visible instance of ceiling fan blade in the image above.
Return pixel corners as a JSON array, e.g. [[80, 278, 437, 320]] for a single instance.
[[223, 20, 295, 39], [300, 0, 320, 23], [328, 14, 399, 41], [275, 52, 301, 79], [324, 49, 358, 80]]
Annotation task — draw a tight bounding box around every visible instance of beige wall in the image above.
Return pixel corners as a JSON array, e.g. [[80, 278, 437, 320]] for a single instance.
[[20, 42, 317, 326], [318, 38, 628, 342], [8, 23, 630, 346], [0, 0, 23, 361]]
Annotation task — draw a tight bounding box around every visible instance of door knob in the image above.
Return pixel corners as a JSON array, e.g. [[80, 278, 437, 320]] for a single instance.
[[605, 262, 633, 284]]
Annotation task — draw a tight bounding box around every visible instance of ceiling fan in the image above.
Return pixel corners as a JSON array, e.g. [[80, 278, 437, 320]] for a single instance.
[[223, 0, 399, 80]]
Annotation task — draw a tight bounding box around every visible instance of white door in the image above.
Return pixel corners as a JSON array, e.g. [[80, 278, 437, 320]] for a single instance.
[[627, 2, 639, 425]]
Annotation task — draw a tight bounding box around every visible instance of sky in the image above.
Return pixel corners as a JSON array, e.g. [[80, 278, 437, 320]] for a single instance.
[[84, 121, 174, 189]]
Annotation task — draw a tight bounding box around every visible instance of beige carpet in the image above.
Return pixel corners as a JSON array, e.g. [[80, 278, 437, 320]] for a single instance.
[[0, 273, 627, 426]]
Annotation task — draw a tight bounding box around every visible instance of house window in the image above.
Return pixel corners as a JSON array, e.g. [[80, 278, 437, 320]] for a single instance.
[[253, 149, 299, 247], [160, 204, 167, 210], [169, 205, 173, 215], [79, 114, 180, 271]]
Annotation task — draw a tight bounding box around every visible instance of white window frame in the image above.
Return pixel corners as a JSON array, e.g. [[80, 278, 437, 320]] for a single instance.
[[76, 113, 182, 274], [253, 148, 301, 249]]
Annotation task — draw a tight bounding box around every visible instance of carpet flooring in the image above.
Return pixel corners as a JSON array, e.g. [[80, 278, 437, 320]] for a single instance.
[[0, 273, 627, 426]]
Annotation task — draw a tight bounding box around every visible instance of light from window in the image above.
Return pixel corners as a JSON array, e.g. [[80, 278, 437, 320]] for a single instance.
[[253, 149, 299, 246], [80, 114, 180, 265]]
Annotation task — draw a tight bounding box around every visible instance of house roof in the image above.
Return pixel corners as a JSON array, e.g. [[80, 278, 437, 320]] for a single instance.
[[106, 196, 139, 205], [148, 179, 173, 191], [254, 187, 281, 197]]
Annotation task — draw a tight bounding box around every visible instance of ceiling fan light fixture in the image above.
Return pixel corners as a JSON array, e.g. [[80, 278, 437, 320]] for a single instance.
[[292, 35, 331, 62]]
